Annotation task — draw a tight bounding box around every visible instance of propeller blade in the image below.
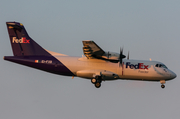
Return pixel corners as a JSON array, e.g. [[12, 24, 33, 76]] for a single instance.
[[119, 47, 122, 67], [119, 58, 122, 67], [127, 51, 129, 60], [119, 47, 126, 67], [107, 51, 109, 59]]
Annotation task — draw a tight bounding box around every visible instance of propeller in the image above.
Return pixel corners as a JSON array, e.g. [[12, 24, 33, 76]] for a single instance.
[[127, 51, 129, 60], [119, 47, 126, 67], [107, 51, 109, 59]]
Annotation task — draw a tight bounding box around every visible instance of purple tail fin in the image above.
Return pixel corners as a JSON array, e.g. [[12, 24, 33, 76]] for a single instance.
[[6, 22, 51, 56]]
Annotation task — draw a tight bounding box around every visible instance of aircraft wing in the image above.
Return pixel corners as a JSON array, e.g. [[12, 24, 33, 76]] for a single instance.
[[82, 40, 105, 59], [82, 40, 120, 62]]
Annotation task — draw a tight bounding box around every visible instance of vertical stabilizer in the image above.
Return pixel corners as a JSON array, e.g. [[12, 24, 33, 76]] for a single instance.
[[6, 22, 50, 56]]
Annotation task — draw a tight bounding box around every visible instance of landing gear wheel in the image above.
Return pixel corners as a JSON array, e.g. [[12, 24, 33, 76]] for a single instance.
[[91, 78, 97, 84], [95, 82, 101, 88], [161, 84, 165, 89]]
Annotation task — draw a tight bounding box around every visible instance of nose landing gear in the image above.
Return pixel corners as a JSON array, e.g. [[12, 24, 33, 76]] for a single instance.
[[161, 84, 165, 88], [160, 80, 166, 89], [95, 82, 101, 88]]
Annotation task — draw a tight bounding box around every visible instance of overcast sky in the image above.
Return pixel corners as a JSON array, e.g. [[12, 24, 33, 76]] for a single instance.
[[0, 0, 179, 119]]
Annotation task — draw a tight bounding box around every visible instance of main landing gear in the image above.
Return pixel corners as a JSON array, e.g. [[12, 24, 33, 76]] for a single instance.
[[91, 76, 102, 88], [160, 80, 166, 89]]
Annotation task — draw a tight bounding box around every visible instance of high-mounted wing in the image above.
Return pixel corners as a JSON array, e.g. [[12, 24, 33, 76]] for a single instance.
[[82, 40, 105, 59], [82, 40, 121, 63]]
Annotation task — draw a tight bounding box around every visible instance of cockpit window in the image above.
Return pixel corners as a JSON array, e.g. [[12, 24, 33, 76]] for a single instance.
[[161, 64, 168, 69], [155, 64, 159, 67], [155, 64, 168, 69]]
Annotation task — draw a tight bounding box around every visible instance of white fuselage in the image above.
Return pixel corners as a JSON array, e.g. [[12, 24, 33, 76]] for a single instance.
[[54, 55, 176, 82]]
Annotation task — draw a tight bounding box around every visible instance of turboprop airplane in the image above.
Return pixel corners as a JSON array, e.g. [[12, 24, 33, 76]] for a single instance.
[[4, 22, 177, 89]]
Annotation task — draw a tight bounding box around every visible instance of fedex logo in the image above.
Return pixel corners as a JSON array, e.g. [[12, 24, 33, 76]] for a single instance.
[[126, 62, 149, 70], [12, 37, 30, 43]]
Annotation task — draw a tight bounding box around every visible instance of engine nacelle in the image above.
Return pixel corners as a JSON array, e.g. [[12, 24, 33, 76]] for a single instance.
[[101, 51, 119, 60], [76, 69, 119, 80]]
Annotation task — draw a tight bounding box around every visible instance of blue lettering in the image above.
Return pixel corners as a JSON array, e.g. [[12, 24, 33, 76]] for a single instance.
[[125, 62, 149, 70], [126, 62, 131, 68]]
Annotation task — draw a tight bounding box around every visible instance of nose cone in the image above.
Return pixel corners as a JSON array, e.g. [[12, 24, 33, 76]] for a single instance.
[[170, 71, 177, 79]]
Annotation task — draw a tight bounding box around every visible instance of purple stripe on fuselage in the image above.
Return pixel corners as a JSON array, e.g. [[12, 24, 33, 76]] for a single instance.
[[4, 56, 74, 76]]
